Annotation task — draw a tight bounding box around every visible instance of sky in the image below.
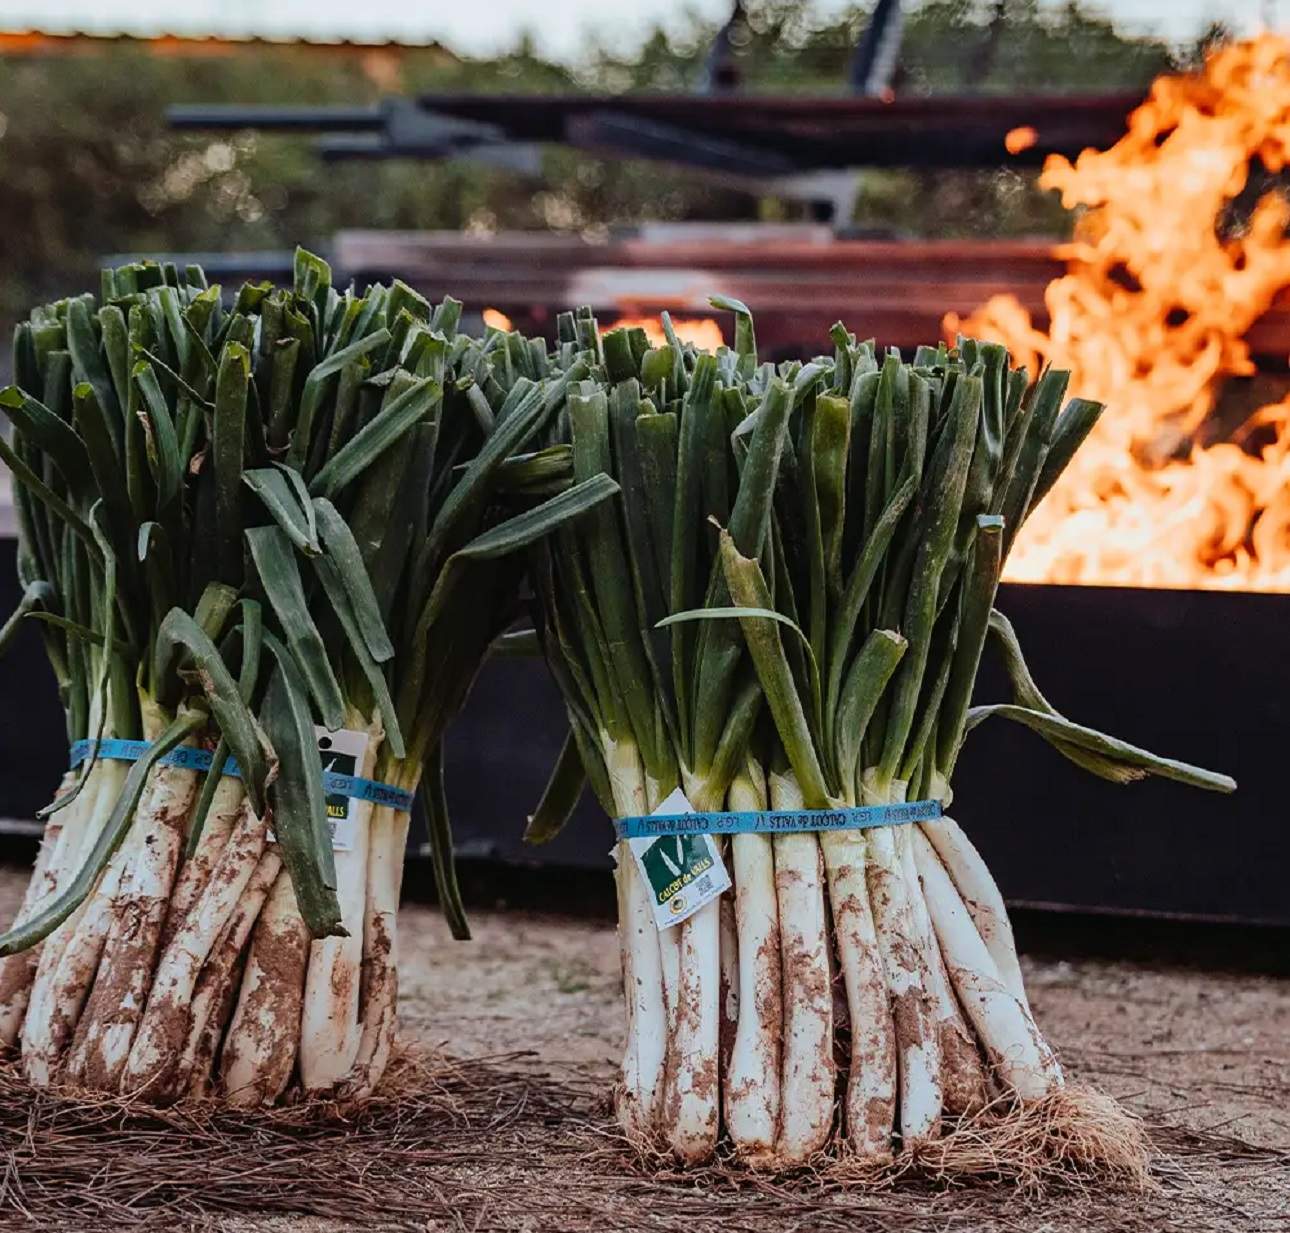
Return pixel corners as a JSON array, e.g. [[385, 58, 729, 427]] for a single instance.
[[0, 0, 1280, 61]]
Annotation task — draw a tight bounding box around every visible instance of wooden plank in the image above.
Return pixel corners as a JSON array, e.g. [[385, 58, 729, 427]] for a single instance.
[[333, 228, 1290, 359], [335, 228, 1064, 276]]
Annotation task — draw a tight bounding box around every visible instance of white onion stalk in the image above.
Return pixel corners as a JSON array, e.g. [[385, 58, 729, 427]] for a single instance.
[[607, 734, 667, 1142], [0, 772, 74, 1046], [660, 768, 723, 1162], [663, 891, 721, 1162], [768, 768, 835, 1164], [723, 761, 781, 1160], [298, 715, 383, 1093], [67, 703, 202, 1091], [919, 813, 1062, 1083], [343, 798, 413, 1099], [178, 847, 283, 1098], [27, 762, 120, 969], [900, 827, 988, 1115], [820, 822, 896, 1157], [21, 759, 132, 1084], [159, 775, 246, 955], [919, 809, 1029, 1010], [122, 791, 264, 1096], [862, 773, 942, 1146], [221, 865, 310, 1105], [911, 826, 1055, 1101], [925, 926, 991, 1114], [615, 848, 665, 1138]]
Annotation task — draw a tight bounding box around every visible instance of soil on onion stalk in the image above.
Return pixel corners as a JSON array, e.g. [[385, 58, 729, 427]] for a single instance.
[[0, 863, 1286, 1232]]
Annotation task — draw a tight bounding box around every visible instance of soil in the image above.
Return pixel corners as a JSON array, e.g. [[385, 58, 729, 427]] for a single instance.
[[1, 862, 1287, 1231]]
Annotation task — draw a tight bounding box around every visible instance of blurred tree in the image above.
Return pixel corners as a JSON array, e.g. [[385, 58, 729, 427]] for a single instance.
[[0, 1, 1198, 343]]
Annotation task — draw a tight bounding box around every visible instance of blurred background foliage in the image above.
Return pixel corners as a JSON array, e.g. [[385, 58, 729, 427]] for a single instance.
[[0, 0, 1217, 339]]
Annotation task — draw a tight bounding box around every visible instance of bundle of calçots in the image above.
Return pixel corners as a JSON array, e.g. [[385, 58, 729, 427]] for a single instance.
[[525, 303, 1235, 1166], [0, 251, 616, 1104]]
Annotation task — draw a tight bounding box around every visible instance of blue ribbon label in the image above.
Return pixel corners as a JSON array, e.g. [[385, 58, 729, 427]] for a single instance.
[[69, 728, 415, 840], [625, 788, 732, 931], [614, 797, 942, 842]]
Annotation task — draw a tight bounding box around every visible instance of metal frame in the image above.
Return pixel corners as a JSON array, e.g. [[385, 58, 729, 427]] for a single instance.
[[168, 89, 1139, 221], [164, 1, 1138, 221]]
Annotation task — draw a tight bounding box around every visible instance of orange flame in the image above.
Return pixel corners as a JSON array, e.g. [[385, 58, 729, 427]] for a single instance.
[[482, 307, 513, 331], [608, 316, 725, 351], [1004, 125, 1038, 155], [950, 35, 1290, 591]]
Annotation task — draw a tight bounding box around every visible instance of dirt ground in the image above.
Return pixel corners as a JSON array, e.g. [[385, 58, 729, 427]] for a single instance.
[[1, 863, 1288, 1232]]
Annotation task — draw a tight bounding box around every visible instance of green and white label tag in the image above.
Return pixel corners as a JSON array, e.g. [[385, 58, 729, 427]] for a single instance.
[[627, 788, 731, 930], [316, 726, 370, 852]]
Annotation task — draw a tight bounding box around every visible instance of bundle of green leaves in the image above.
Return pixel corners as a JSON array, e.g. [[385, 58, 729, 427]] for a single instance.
[[0, 250, 616, 1105], [524, 302, 1234, 1166]]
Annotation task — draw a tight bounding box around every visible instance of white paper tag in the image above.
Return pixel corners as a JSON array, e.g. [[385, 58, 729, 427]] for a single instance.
[[316, 726, 370, 852], [627, 787, 732, 930]]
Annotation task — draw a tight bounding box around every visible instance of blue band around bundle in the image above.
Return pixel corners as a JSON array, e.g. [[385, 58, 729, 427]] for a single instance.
[[614, 798, 942, 841], [69, 738, 415, 813]]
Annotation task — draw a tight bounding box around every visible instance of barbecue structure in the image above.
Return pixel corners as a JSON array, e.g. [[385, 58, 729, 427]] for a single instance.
[[0, 12, 1280, 929]]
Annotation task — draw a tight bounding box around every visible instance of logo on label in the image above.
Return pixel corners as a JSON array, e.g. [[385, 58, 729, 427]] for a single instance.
[[626, 789, 731, 931], [319, 736, 358, 822], [314, 727, 370, 851]]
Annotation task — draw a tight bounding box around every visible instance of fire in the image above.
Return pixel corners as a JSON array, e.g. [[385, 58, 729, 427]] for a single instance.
[[1004, 125, 1038, 155], [949, 35, 1290, 591], [482, 307, 513, 331], [608, 316, 725, 352]]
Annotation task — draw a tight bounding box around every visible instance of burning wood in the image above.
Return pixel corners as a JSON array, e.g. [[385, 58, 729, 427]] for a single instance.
[[607, 315, 724, 351], [951, 35, 1290, 591]]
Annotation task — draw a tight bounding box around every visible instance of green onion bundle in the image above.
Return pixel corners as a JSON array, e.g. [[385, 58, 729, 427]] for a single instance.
[[0, 252, 615, 1105], [526, 304, 1234, 1165]]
